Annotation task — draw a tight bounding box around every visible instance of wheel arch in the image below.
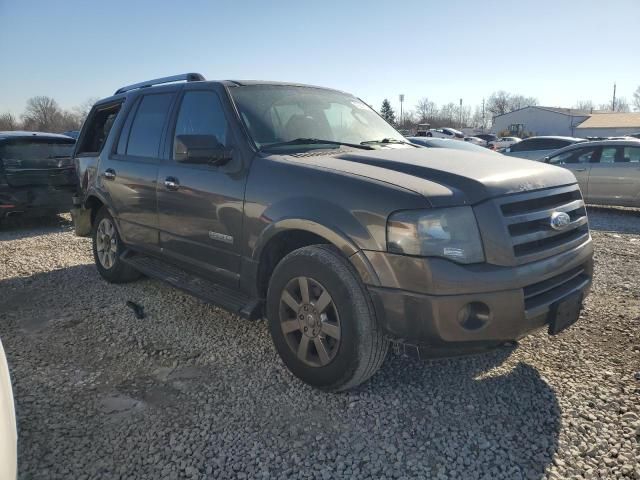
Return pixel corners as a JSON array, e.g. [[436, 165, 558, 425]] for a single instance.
[[253, 220, 376, 299]]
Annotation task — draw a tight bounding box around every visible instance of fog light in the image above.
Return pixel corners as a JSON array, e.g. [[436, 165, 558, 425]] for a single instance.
[[458, 302, 490, 330]]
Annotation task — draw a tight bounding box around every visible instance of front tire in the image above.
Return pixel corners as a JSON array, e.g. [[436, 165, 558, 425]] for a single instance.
[[267, 245, 388, 391], [92, 207, 141, 283]]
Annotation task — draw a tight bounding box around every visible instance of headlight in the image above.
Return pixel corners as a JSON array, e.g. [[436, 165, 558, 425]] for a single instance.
[[387, 207, 485, 264]]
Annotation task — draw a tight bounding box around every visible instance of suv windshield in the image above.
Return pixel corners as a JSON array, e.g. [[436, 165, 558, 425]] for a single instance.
[[228, 85, 405, 150]]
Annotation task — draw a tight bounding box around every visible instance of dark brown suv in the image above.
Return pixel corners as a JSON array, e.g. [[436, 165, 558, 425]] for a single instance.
[[71, 73, 593, 391]]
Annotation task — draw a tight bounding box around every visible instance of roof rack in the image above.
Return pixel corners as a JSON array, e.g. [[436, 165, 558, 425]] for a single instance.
[[114, 73, 206, 95]]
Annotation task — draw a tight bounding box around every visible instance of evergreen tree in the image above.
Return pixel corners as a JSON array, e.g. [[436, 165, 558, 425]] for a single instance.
[[380, 99, 396, 125]]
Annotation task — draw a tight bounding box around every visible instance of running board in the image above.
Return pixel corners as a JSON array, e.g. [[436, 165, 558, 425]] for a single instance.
[[121, 252, 263, 320]]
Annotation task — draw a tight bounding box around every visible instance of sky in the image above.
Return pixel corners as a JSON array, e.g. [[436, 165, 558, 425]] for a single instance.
[[1, 0, 639, 117]]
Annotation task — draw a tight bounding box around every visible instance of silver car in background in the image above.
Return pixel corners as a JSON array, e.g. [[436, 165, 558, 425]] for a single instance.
[[544, 139, 640, 207], [502, 136, 585, 160]]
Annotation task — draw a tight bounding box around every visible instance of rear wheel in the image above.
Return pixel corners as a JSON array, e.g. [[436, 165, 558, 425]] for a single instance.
[[267, 245, 388, 391], [92, 207, 141, 283]]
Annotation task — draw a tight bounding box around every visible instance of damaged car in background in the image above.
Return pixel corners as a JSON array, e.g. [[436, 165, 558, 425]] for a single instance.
[[0, 132, 76, 220]]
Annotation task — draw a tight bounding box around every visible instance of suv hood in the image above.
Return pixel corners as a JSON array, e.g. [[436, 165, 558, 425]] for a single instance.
[[282, 147, 578, 206]]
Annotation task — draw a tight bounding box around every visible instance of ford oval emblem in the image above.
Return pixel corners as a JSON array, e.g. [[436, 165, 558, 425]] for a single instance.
[[550, 211, 571, 230]]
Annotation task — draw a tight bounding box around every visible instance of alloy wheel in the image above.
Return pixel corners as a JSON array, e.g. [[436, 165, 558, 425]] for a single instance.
[[96, 218, 118, 269], [279, 276, 341, 367]]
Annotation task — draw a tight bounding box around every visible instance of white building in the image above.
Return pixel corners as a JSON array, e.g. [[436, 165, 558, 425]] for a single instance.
[[491, 106, 591, 137], [492, 106, 640, 138]]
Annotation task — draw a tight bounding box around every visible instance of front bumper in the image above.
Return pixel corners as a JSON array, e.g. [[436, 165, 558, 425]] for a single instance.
[[364, 237, 593, 352]]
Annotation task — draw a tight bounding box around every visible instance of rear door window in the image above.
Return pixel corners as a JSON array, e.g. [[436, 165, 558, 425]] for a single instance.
[[121, 93, 174, 158], [599, 147, 618, 164], [622, 146, 640, 162]]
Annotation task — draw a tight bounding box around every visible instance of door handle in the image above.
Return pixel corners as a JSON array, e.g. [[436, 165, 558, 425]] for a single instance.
[[164, 177, 180, 191], [103, 168, 116, 180], [575, 168, 587, 172]]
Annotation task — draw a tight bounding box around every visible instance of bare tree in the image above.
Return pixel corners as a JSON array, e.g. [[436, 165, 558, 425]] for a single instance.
[[486, 91, 511, 116], [22, 96, 64, 131], [574, 100, 595, 112], [487, 91, 537, 117], [0, 113, 19, 131], [73, 97, 99, 121], [634, 86, 640, 111], [509, 94, 538, 111], [415, 97, 438, 123], [598, 97, 631, 113]]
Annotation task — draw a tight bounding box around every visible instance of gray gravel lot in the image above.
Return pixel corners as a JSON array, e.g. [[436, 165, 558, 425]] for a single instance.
[[0, 208, 639, 480]]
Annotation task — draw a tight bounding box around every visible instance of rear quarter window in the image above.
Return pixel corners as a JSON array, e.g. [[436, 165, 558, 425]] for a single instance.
[[75, 102, 123, 156]]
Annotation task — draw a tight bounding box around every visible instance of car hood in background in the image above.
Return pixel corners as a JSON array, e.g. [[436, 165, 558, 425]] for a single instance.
[[279, 147, 577, 207]]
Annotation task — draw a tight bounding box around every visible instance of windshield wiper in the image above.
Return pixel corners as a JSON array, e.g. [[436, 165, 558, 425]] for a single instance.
[[260, 138, 374, 152], [360, 138, 415, 146]]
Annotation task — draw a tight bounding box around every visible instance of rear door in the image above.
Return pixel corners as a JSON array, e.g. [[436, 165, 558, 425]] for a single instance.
[[99, 90, 176, 251], [156, 86, 247, 287], [0, 137, 75, 188], [547, 146, 598, 199], [588, 145, 640, 206]]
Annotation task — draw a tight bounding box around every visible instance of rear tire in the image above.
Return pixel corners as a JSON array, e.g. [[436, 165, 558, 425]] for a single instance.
[[267, 245, 388, 391], [92, 207, 141, 283]]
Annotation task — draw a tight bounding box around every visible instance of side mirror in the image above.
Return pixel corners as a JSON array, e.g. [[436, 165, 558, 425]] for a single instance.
[[175, 134, 232, 166]]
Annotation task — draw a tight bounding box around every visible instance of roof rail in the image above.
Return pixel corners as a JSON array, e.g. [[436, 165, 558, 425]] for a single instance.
[[114, 73, 206, 95]]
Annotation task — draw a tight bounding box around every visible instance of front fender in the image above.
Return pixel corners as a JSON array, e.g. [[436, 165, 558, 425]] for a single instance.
[[249, 195, 382, 262]]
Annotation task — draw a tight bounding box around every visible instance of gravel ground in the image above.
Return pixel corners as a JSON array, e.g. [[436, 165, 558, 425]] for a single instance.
[[0, 208, 638, 480]]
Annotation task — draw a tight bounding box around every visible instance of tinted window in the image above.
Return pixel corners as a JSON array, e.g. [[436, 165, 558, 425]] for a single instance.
[[0, 139, 75, 168], [76, 103, 121, 155], [510, 139, 538, 152], [125, 93, 173, 158], [546, 139, 572, 150], [549, 147, 596, 165], [173, 91, 229, 161], [599, 147, 618, 163], [622, 146, 640, 163]]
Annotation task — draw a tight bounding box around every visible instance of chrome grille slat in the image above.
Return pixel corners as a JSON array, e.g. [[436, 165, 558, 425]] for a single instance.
[[511, 216, 588, 246], [495, 185, 589, 265], [503, 199, 585, 225]]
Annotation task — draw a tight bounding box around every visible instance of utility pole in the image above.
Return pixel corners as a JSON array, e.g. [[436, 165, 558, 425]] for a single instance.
[[459, 98, 463, 129], [481, 98, 486, 131], [612, 82, 617, 111], [399, 94, 404, 126]]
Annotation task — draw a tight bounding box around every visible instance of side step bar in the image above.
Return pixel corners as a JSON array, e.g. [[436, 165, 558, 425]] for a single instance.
[[121, 252, 263, 320]]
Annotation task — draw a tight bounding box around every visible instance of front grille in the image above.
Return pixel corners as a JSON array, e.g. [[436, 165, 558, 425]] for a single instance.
[[497, 185, 589, 264], [523, 264, 590, 317]]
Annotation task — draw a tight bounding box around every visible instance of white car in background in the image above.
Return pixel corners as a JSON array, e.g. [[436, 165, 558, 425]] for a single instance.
[[0, 340, 16, 480], [426, 127, 464, 139], [489, 136, 521, 149]]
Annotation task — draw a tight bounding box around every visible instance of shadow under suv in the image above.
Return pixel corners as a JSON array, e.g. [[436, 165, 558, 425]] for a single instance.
[[71, 73, 593, 391]]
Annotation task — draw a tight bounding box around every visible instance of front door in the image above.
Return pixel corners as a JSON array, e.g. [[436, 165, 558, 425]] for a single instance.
[[588, 145, 640, 206], [157, 87, 247, 287], [547, 146, 597, 199], [99, 92, 176, 250]]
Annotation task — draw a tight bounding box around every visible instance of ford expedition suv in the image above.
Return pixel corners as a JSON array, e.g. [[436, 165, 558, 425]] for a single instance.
[[0, 131, 76, 220], [71, 73, 593, 391]]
